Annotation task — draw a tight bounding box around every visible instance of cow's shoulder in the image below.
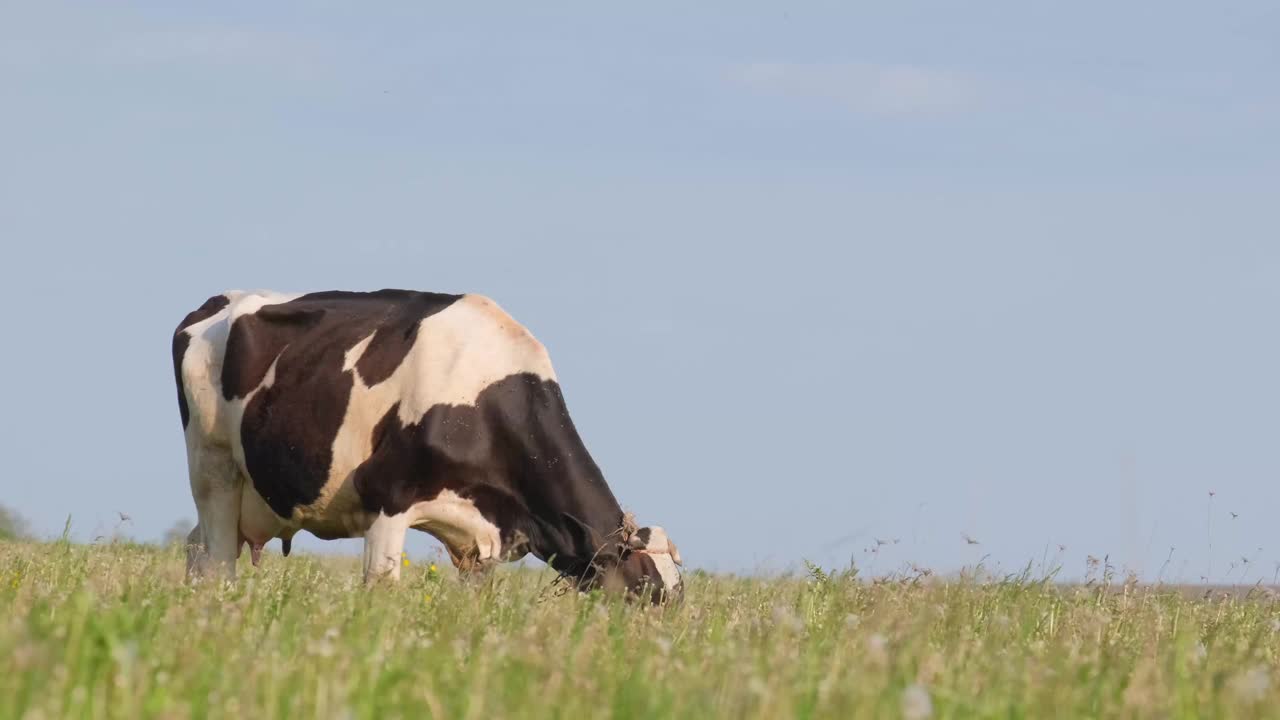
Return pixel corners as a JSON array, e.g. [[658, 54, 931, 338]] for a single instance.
[[386, 294, 557, 420], [441, 293, 556, 377], [457, 293, 551, 358]]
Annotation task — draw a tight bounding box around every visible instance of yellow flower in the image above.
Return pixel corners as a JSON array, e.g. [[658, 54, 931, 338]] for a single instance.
[[423, 594, 432, 603], [429, 563, 438, 574]]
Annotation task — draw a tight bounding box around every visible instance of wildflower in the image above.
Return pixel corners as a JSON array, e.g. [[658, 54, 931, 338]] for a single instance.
[[423, 594, 432, 604], [1231, 666, 1270, 703], [771, 605, 804, 632], [917, 652, 946, 685], [1190, 642, 1208, 664], [401, 551, 410, 568], [1123, 658, 1161, 709], [428, 563, 439, 577], [11, 644, 36, 671], [867, 633, 889, 665], [902, 684, 933, 720]]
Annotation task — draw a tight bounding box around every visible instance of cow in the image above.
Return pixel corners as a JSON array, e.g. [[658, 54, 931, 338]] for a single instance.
[[172, 289, 682, 603]]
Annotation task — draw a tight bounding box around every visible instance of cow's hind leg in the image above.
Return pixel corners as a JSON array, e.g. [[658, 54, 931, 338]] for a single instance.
[[363, 513, 410, 583], [186, 444, 243, 581]]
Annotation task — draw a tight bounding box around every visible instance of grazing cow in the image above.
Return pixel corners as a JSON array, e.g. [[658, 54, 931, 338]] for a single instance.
[[173, 290, 682, 602]]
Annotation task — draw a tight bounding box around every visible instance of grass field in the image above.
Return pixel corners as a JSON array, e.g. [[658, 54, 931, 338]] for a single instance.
[[4, 541, 1280, 719]]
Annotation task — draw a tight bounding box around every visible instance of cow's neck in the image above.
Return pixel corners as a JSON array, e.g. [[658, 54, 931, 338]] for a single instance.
[[494, 377, 627, 578], [520, 448, 626, 578]]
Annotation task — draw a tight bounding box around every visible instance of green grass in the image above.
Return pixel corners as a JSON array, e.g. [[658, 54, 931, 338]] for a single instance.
[[3, 541, 1280, 719]]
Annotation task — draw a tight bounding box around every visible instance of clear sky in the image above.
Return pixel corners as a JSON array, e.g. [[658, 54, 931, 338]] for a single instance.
[[3, 2, 1278, 582]]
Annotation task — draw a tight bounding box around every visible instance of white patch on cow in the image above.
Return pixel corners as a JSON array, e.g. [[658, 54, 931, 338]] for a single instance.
[[396, 294, 557, 421], [225, 290, 302, 327], [342, 332, 376, 372], [178, 309, 232, 441], [646, 551, 682, 593]]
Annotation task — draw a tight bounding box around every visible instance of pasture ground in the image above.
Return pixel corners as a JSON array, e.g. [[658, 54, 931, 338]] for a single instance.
[[3, 541, 1280, 719]]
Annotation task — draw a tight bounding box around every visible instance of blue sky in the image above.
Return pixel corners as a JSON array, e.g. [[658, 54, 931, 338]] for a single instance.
[[2, 2, 1279, 581]]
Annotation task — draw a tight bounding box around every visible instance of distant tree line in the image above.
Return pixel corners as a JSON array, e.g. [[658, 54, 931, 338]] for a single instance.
[[0, 505, 198, 545]]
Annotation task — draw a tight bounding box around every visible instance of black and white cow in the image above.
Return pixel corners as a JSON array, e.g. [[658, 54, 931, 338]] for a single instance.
[[172, 290, 682, 602]]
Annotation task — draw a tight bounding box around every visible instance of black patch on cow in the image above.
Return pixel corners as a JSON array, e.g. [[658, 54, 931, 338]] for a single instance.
[[352, 291, 456, 385], [172, 294, 230, 429], [351, 372, 630, 580], [221, 290, 461, 517], [219, 304, 327, 400]]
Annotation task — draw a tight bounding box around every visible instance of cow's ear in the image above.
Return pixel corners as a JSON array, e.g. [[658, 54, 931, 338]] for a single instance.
[[561, 513, 618, 563]]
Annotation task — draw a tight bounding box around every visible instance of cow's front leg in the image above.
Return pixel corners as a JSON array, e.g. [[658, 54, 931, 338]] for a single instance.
[[363, 513, 410, 583]]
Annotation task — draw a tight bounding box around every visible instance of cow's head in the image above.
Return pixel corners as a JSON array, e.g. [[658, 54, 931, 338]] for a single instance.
[[608, 524, 684, 604], [560, 512, 684, 604]]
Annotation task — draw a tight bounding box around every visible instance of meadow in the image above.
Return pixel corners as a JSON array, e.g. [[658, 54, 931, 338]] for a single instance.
[[3, 540, 1280, 719]]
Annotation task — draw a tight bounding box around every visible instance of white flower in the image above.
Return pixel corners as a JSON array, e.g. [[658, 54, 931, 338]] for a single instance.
[[772, 605, 804, 632], [867, 633, 889, 665], [1231, 666, 1270, 703], [902, 684, 933, 720], [1191, 642, 1207, 664]]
